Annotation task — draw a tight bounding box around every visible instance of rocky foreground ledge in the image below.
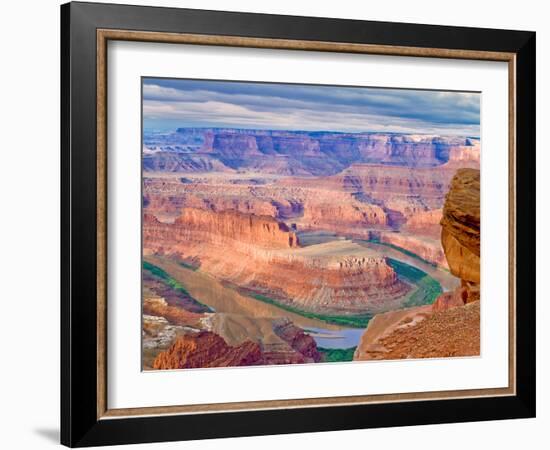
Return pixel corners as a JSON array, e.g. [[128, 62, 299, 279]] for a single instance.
[[354, 168, 481, 361]]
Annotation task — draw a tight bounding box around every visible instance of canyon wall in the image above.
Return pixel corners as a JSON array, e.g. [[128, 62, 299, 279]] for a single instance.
[[143, 150, 480, 251], [434, 168, 481, 306], [377, 231, 448, 268], [300, 197, 387, 234], [402, 208, 443, 237], [144, 128, 480, 176], [440, 168, 481, 287], [143, 209, 408, 314], [174, 208, 300, 249]]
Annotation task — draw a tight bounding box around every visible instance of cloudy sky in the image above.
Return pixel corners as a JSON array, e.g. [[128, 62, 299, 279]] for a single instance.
[[142, 78, 480, 136]]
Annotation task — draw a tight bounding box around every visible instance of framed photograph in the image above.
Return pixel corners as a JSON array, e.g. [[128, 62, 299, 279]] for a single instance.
[[61, 1, 536, 447]]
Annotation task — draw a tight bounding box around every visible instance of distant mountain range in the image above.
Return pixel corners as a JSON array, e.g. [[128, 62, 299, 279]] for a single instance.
[[143, 128, 480, 176]]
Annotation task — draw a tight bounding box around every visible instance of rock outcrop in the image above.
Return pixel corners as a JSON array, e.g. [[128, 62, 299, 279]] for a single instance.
[[152, 331, 263, 369], [301, 199, 387, 233], [403, 209, 443, 237], [174, 208, 300, 249], [144, 207, 298, 251], [144, 128, 480, 175], [272, 319, 322, 363], [377, 231, 448, 268], [142, 315, 189, 350], [440, 168, 480, 287], [285, 163, 460, 207]]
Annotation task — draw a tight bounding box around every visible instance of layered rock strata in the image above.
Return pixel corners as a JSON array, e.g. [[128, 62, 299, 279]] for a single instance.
[[440, 168, 481, 288], [144, 128, 480, 175], [143, 209, 408, 314], [403, 209, 443, 237], [301, 200, 387, 234], [377, 231, 448, 268]]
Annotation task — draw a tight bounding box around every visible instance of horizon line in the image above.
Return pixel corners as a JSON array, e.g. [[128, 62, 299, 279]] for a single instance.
[[143, 125, 480, 139]]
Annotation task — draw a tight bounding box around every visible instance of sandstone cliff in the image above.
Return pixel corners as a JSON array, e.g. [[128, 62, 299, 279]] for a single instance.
[[440, 168, 480, 289], [174, 208, 300, 249], [144, 128, 480, 175], [301, 199, 387, 233], [378, 231, 448, 268], [144, 207, 298, 251], [403, 209, 443, 237], [144, 209, 408, 315]]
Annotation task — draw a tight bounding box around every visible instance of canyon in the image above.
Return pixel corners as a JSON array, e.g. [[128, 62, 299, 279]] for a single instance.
[[142, 127, 480, 369]]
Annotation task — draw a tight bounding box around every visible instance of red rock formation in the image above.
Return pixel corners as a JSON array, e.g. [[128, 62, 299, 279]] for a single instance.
[[272, 319, 322, 363], [142, 156, 478, 245], [175, 208, 300, 248], [378, 231, 449, 268], [280, 163, 463, 240], [301, 199, 387, 232], [144, 207, 299, 251], [403, 208, 443, 237], [144, 210, 408, 315], [153, 331, 263, 369], [432, 168, 481, 309], [440, 168, 481, 287]]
